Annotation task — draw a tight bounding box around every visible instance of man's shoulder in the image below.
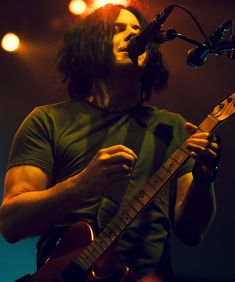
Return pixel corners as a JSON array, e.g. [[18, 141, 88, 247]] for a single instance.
[[31, 100, 87, 118], [147, 105, 186, 125], [34, 100, 73, 113]]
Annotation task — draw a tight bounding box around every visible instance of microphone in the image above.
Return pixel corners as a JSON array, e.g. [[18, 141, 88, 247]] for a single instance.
[[186, 44, 210, 68], [187, 20, 233, 67], [128, 5, 174, 61]]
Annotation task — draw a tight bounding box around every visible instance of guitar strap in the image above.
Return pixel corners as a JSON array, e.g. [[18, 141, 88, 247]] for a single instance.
[[97, 112, 147, 230]]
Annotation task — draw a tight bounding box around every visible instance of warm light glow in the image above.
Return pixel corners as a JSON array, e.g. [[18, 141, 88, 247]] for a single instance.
[[1, 33, 20, 52], [93, 0, 130, 9], [68, 0, 87, 15]]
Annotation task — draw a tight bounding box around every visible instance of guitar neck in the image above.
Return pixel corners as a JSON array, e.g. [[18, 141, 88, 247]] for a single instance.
[[75, 113, 221, 271]]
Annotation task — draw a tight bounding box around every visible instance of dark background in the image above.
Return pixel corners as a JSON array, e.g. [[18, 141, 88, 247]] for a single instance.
[[0, 1, 235, 281]]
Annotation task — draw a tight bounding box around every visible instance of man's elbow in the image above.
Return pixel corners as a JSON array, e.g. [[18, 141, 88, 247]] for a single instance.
[[0, 206, 22, 243], [177, 232, 203, 246], [0, 221, 21, 243], [174, 224, 205, 246]]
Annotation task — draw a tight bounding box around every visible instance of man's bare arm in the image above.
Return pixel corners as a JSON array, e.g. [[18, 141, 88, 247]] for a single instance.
[[0, 145, 137, 243], [174, 172, 216, 245]]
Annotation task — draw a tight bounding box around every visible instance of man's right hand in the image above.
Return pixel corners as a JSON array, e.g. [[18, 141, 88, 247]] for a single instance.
[[76, 144, 137, 197]]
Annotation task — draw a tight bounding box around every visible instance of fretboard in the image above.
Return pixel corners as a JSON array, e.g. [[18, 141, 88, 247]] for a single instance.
[[76, 113, 221, 271]]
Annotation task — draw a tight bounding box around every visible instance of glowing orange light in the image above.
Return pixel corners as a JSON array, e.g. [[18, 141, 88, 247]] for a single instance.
[[68, 0, 87, 15], [93, 0, 130, 9], [1, 33, 20, 52]]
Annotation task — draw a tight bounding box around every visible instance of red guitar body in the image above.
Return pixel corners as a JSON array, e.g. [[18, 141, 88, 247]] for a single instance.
[[29, 222, 137, 282]]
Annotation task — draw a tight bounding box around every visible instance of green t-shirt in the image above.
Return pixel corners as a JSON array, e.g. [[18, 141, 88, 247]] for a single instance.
[[7, 99, 194, 278]]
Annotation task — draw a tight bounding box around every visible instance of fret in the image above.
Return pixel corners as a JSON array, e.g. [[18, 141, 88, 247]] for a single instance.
[[123, 204, 138, 218], [117, 210, 132, 224], [99, 231, 113, 245], [199, 114, 219, 131], [162, 164, 173, 175], [170, 156, 180, 164], [142, 183, 156, 198], [78, 251, 94, 268], [133, 196, 145, 209], [148, 174, 163, 188], [172, 147, 189, 164], [156, 167, 171, 182], [120, 207, 136, 219], [83, 245, 99, 261], [76, 256, 89, 271], [162, 158, 179, 174], [112, 215, 127, 229], [102, 226, 116, 243], [207, 114, 218, 123], [155, 171, 164, 182], [136, 190, 150, 205], [92, 237, 108, 252], [95, 236, 108, 248], [132, 197, 143, 212], [102, 226, 116, 242], [107, 222, 122, 236], [177, 147, 189, 158], [126, 202, 139, 215]]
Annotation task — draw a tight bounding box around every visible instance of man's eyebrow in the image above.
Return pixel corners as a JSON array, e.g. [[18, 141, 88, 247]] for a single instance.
[[114, 22, 125, 26], [114, 22, 140, 27]]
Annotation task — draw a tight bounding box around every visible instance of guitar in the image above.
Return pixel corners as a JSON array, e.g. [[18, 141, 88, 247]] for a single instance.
[[16, 93, 235, 282]]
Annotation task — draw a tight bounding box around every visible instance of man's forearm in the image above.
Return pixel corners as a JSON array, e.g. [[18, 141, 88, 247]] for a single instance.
[[174, 180, 216, 245], [0, 173, 86, 243]]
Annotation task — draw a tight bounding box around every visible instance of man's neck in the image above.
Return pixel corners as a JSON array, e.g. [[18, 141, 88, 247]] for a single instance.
[[88, 67, 142, 112]]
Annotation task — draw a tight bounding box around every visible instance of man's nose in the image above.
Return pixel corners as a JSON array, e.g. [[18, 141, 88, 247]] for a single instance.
[[124, 27, 139, 42]]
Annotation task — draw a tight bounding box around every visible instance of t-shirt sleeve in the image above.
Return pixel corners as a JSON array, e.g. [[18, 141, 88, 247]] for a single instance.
[[7, 107, 54, 176]]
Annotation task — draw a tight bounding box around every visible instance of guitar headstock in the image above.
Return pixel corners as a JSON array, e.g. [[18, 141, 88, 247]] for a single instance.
[[211, 93, 235, 121]]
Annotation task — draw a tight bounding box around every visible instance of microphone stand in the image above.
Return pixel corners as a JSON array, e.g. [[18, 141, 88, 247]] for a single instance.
[[153, 27, 235, 61]]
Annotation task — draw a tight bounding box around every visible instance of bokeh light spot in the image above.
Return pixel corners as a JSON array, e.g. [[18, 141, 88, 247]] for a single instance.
[[1, 33, 20, 52], [68, 0, 87, 15], [93, 0, 130, 9]]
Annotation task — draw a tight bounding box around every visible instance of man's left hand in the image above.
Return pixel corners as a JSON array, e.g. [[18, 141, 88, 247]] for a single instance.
[[184, 122, 221, 181]]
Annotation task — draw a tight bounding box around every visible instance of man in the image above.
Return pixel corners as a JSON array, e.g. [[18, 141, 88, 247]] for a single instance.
[[0, 4, 220, 282]]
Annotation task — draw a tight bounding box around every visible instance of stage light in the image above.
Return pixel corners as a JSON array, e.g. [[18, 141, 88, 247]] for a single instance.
[[93, 0, 130, 9], [68, 0, 87, 15], [1, 33, 20, 52]]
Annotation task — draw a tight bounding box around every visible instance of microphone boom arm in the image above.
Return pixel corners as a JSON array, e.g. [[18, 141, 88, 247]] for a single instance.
[[153, 25, 235, 66], [153, 28, 207, 47]]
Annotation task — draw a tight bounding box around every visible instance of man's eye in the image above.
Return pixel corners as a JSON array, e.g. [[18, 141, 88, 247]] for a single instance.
[[132, 25, 141, 31], [114, 24, 125, 34]]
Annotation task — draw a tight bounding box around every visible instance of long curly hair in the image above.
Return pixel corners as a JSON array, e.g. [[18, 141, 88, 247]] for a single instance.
[[57, 4, 169, 102]]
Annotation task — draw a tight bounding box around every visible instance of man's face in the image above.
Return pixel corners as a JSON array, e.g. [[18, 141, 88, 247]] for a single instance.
[[112, 9, 147, 66]]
